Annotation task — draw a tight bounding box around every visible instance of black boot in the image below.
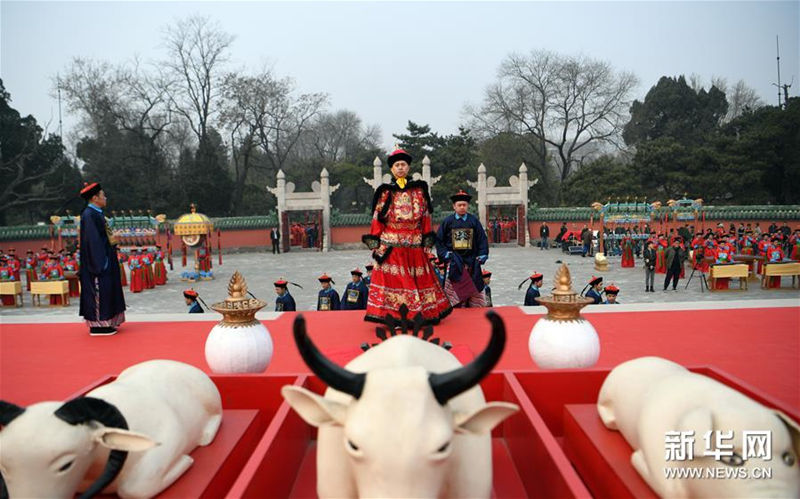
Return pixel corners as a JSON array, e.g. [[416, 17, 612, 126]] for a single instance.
[[89, 327, 117, 336]]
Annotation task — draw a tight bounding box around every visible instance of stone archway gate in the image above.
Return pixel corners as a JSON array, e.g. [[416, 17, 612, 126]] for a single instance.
[[267, 168, 339, 252], [468, 163, 538, 247]]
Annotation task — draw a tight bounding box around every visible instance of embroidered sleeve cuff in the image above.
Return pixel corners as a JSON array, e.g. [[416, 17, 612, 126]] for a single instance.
[[362, 234, 380, 250], [422, 232, 437, 248], [372, 245, 393, 264]]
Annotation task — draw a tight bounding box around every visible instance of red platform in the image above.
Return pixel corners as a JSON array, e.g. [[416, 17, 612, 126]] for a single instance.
[[1, 305, 798, 497]]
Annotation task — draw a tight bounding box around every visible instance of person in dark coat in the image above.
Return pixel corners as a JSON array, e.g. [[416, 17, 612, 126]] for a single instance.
[[581, 226, 593, 257], [340, 268, 369, 310], [270, 227, 281, 254], [522, 272, 544, 306], [184, 289, 203, 313], [435, 189, 490, 308], [78, 182, 126, 336], [663, 238, 687, 291], [274, 278, 296, 311], [539, 223, 550, 250], [316, 273, 340, 311]]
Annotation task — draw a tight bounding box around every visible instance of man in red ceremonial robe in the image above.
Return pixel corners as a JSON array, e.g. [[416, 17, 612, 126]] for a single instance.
[[0, 256, 17, 306], [24, 250, 36, 291], [128, 251, 144, 293], [756, 234, 771, 275], [141, 247, 155, 289], [655, 236, 668, 274], [153, 245, 168, 285], [620, 231, 635, 267], [118, 252, 128, 287], [362, 149, 451, 325], [711, 239, 735, 290], [765, 238, 786, 289], [43, 255, 65, 305], [62, 251, 80, 298], [790, 229, 800, 261]]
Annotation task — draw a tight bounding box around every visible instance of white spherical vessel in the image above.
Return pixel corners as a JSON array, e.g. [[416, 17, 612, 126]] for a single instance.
[[529, 316, 599, 369], [205, 271, 273, 373], [205, 321, 273, 373], [528, 263, 600, 369]]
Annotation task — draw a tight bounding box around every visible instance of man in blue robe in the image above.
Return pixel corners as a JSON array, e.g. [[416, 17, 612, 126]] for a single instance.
[[184, 289, 204, 313], [316, 273, 340, 311], [584, 276, 604, 304], [523, 272, 544, 306], [340, 268, 369, 310], [274, 278, 296, 311], [78, 182, 126, 335], [435, 189, 489, 307]]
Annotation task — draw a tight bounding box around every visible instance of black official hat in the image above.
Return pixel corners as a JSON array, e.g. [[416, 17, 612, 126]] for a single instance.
[[387, 148, 412, 167], [79, 182, 102, 200], [589, 275, 603, 287], [450, 189, 472, 203]]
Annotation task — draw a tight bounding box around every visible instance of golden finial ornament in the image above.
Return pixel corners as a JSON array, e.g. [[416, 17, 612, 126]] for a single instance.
[[534, 263, 593, 321], [211, 271, 266, 326]]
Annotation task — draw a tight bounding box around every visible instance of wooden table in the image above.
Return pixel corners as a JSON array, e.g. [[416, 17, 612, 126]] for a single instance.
[[30, 280, 70, 306], [733, 254, 759, 281], [761, 261, 800, 289], [709, 264, 749, 291], [0, 281, 23, 307]]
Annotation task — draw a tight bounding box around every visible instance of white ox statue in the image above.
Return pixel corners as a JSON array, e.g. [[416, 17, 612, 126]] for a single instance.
[[0, 359, 222, 499], [282, 311, 519, 498], [597, 356, 800, 498]]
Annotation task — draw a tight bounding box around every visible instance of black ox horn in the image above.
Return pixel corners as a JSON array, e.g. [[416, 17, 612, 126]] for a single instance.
[[291, 310, 506, 406], [294, 315, 367, 399], [55, 397, 130, 499], [0, 400, 25, 426], [429, 310, 506, 405]]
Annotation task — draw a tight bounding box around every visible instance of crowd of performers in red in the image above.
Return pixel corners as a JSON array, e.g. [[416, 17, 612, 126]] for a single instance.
[[0, 244, 176, 305], [0, 246, 79, 305], [288, 222, 320, 248], [487, 218, 518, 244], [607, 223, 800, 289], [118, 246, 169, 293]]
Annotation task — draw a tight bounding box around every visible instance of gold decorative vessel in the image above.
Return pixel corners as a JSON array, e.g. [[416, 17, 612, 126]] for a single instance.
[[205, 271, 274, 374], [529, 263, 600, 369], [535, 264, 594, 321], [210, 271, 266, 326]]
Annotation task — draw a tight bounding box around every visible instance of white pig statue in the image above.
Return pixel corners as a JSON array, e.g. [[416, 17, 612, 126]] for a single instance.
[[597, 356, 800, 498]]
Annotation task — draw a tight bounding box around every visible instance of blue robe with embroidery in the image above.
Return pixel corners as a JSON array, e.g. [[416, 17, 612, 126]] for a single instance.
[[317, 288, 341, 311], [340, 281, 369, 310], [276, 291, 296, 311], [188, 302, 204, 313], [435, 213, 489, 292], [79, 205, 126, 322]]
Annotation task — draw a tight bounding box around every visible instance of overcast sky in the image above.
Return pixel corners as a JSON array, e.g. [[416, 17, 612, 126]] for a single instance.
[[2, 1, 798, 151]]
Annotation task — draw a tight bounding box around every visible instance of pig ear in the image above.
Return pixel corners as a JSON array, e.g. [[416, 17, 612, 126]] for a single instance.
[[455, 402, 519, 435], [282, 386, 346, 427], [774, 410, 800, 455], [93, 427, 159, 452], [678, 406, 713, 457]]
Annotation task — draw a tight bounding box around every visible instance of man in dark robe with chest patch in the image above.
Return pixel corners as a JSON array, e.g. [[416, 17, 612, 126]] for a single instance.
[[435, 189, 489, 307], [340, 268, 369, 310], [78, 183, 126, 336]]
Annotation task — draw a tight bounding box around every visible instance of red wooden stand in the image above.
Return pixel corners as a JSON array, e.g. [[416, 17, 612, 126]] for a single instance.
[[72, 366, 798, 499]]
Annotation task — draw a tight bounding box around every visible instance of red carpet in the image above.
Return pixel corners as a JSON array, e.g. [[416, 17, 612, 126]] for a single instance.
[[1, 306, 798, 410]]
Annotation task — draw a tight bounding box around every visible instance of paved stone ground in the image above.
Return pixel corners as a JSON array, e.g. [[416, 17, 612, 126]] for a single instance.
[[1, 245, 797, 317]]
